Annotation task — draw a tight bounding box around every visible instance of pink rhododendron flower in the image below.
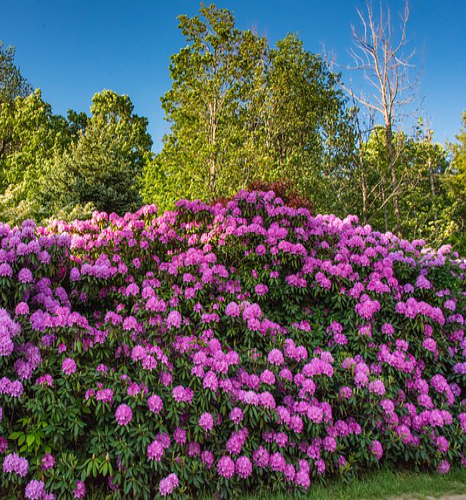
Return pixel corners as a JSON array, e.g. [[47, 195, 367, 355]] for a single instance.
[[115, 404, 132, 426]]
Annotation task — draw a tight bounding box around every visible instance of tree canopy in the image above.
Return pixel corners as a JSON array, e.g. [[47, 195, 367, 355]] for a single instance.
[[143, 4, 354, 212], [42, 90, 152, 217], [0, 86, 152, 224], [0, 41, 32, 105]]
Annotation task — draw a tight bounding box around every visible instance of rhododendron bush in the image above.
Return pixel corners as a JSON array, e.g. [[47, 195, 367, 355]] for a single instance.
[[1, 190, 466, 499]]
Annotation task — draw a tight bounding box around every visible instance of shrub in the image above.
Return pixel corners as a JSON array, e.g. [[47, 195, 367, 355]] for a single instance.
[[0, 189, 466, 499], [212, 179, 314, 212]]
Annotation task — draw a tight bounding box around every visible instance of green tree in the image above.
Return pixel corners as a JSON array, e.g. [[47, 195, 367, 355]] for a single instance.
[[263, 34, 355, 211], [400, 123, 450, 245], [144, 4, 355, 211], [445, 112, 466, 251], [0, 89, 69, 223], [354, 126, 398, 232], [339, 123, 450, 246], [144, 3, 267, 209], [43, 90, 152, 216], [0, 40, 34, 184], [0, 41, 32, 105], [448, 113, 466, 200]]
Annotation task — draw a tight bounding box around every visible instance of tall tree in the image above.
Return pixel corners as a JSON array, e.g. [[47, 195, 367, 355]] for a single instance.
[[0, 89, 68, 224], [401, 121, 449, 244], [43, 90, 152, 216], [445, 112, 466, 251], [0, 41, 32, 105], [0, 41, 33, 175], [263, 34, 355, 211], [145, 4, 355, 212], [361, 124, 449, 241], [145, 4, 267, 209], [448, 113, 466, 199]]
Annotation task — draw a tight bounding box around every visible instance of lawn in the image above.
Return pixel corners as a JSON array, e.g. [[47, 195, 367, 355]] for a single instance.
[[247, 468, 466, 500], [86, 468, 466, 500]]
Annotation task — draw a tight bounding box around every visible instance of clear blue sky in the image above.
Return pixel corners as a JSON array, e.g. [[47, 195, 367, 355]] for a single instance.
[[1, 0, 465, 150]]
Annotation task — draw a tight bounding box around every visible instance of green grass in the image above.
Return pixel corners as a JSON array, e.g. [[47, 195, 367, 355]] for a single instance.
[[87, 467, 466, 500], [240, 468, 466, 500]]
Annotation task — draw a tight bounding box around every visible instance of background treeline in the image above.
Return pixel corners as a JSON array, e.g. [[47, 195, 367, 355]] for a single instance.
[[1, 4, 465, 251]]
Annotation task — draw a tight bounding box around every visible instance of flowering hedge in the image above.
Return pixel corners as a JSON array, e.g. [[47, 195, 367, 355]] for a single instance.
[[1, 190, 466, 499]]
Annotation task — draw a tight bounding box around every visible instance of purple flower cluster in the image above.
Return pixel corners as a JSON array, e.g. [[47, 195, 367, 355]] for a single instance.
[[73, 480, 85, 499], [25, 480, 46, 500], [3, 453, 29, 476], [62, 357, 77, 375], [159, 473, 179, 496], [199, 412, 214, 432], [148, 394, 163, 414], [218, 456, 235, 479], [148, 439, 164, 461], [115, 404, 133, 426]]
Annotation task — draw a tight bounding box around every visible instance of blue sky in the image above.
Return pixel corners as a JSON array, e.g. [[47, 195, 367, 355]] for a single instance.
[[1, 0, 465, 150]]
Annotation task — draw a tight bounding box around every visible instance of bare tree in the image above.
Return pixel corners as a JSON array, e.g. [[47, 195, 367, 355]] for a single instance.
[[328, 0, 419, 236]]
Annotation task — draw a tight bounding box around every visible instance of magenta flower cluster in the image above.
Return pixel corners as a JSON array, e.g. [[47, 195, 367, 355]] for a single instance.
[[115, 403, 133, 426]]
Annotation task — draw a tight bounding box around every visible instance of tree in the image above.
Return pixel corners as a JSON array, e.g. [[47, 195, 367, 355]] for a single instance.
[[0, 88, 152, 224], [330, 0, 419, 236], [0, 41, 33, 177], [445, 112, 466, 251], [400, 121, 450, 244], [448, 113, 466, 199], [0, 89, 69, 224], [0, 41, 32, 105], [344, 123, 449, 242], [263, 34, 355, 212], [145, 4, 355, 212], [144, 4, 267, 209], [43, 90, 152, 216]]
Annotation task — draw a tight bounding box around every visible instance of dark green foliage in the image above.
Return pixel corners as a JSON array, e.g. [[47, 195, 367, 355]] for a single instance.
[[0, 90, 70, 221], [0, 87, 153, 224], [42, 90, 153, 216]]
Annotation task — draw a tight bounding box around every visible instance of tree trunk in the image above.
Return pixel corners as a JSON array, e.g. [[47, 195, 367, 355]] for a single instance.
[[359, 147, 368, 225], [385, 124, 402, 237], [208, 100, 217, 195], [209, 158, 216, 195], [428, 151, 438, 240], [381, 184, 388, 233]]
